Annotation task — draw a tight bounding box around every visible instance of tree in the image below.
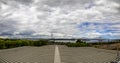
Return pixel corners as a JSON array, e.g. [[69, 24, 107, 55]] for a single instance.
[[76, 39, 84, 43]]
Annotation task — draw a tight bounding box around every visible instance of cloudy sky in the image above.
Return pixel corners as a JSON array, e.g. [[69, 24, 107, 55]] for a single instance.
[[0, 0, 120, 39]]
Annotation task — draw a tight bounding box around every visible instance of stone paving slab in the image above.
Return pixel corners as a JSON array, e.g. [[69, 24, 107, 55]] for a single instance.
[[0, 45, 55, 63], [58, 45, 117, 63]]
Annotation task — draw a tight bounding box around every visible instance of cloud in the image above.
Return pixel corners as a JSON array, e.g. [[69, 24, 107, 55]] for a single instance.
[[78, 22, 120, 39], [0, 0, 120, 39], [14, 0, 34, 5]]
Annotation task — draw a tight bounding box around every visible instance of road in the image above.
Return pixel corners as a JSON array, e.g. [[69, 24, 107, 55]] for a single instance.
[[0, 45, 117, 63], [0, 45, 55, 63], [54, 45, 61, 63]]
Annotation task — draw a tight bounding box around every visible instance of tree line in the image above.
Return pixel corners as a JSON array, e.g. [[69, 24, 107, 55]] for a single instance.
[[0, 38, 119, 49], [0, 38, 48, 49]]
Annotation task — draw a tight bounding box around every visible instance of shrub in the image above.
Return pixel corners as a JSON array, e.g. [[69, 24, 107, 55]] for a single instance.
[[0, 39, 48, 49], [66, 41, 89, 47], [0, 42, 6, 49]]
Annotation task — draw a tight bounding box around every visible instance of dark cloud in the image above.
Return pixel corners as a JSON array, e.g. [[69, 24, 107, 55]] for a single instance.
[[111, 0, 120, 3], [110, 0, 120, 13], [0, 0, 8, 5], [0, 19, 19, 35], [42, 0, 94, 7], [0, 32, 13, 36], [14, 0, 34, 5], [0, 0, 34, 7], [117, 7, 120, 13], [18, 30, 35, 35]]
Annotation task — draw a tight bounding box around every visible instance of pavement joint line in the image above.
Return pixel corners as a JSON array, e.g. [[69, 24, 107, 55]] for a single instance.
[[54, 45, 61, 63]]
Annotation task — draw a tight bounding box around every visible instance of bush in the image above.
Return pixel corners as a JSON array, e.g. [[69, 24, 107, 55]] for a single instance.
[[94, 45, 100, 48], [5, 41, 15, 48], [33, 40, 48, 46], [0, 42, 6, 49], [0, 39, 48, 49], [33, 41, 42, 46], [66, 39, 89, 47]]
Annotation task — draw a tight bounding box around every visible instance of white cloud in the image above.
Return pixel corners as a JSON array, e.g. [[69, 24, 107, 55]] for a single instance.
[[0, 0, 120, 38]]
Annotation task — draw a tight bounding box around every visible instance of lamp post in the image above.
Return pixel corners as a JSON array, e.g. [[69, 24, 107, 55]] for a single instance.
[[51, 29, 56, 45]]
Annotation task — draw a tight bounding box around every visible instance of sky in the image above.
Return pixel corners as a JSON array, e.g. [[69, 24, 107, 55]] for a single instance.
[[0, 0, 120, 39]]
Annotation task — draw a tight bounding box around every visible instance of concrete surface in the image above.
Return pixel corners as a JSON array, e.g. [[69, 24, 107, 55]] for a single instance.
[[59, 45, 117, 63], [0, 45, 55, 63], [54, 45, 61, 63], [0, 45, 117, 63]]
